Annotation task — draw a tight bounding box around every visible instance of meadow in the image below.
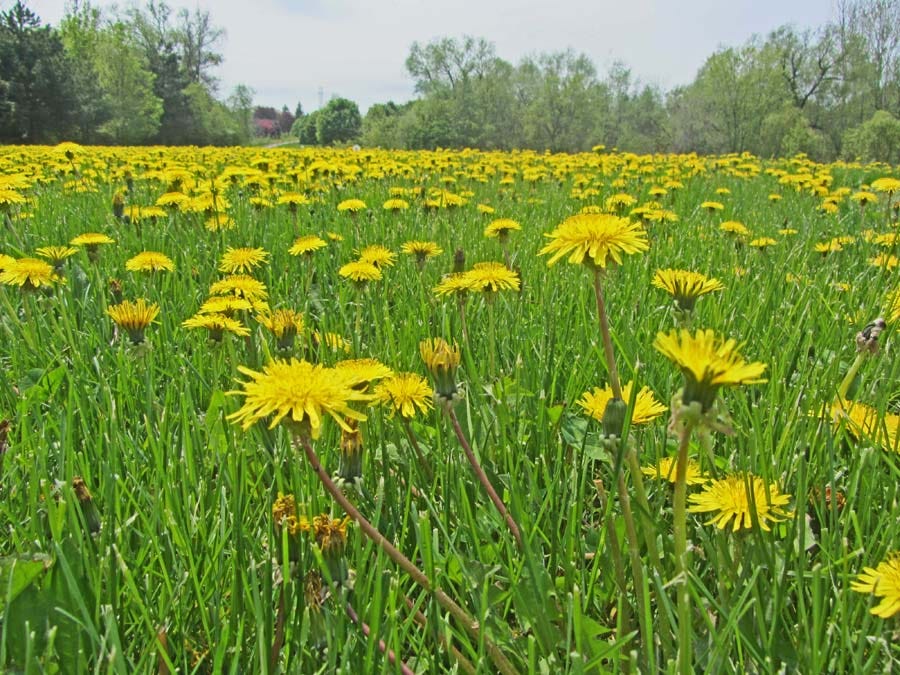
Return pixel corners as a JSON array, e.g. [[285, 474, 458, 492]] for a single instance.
[[0, 143, 898, 673]]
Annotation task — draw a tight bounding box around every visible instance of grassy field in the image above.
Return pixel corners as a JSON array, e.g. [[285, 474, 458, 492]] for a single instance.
[[0, 144, 898, 673]]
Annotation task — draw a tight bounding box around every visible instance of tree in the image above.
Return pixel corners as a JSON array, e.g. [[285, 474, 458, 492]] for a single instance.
[[0, 2, 78, 142], [175, 6, 224, 89], [842, 109, 900, 162], [315, 97, 361, 145], [298, 109, 320, 144], [227, 83, 255, 142], [95, 21, 163, 143]]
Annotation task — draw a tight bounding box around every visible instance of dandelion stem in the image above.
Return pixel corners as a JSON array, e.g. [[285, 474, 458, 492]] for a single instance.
[[616, 470, 652, 672], [593, 269, 622, 400], [447, 407, 523, 548], [457, 295, 468, 343], [673, 418, 697, 674], [402, 594, 477, 675], [297, 434, 519, 675], [593, 478, 632, 666], [269, 580, 286, 672], [487, 296, 498, 377]]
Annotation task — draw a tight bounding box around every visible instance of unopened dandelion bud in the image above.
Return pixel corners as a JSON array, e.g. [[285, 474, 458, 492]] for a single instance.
[[339, 419, 363, 481], [304, 569, 328, 645], [856, 317, 886, 354], [272, 492, 303, 563], [420, 337, 461, 403], [600, 397, 628, 439], [108, 278, 123, 304], [0, 419, 8, 456], [112, 191, 125, 220], [453, 248, 466, 274], [72, 476, 101, 534], [313, 514, 351, 583]]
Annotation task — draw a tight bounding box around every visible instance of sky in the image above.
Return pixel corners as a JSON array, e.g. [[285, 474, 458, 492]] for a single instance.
[[23, 0, 838, 113]]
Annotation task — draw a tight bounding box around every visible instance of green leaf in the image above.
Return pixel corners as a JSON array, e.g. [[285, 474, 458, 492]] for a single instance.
[[0, 555, 50, 613]]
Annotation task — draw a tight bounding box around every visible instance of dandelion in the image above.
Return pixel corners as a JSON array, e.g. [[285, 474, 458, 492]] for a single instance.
[[851, 552, 900, 618], [0, 253, 14, 271], [70, 232, 114, 262], [209, 275, 268, 301], [339, 419, 364, 482], [35, 246, 78, 271], [538, 213, 649, 270], [401, 240, 442, 269], [337, 198, 367, 213], [374, 373, 434, 419], [605, 193, 637, 212], [339, 261, 382, 284], [0, 257, 62, 289], [850, 191, 877, 207], [358, 245, 396, 269], [749, 237, 777, 250], [652, 269, 724, 312], [701, 201, 725, 212], [641, 457, 707, 485], [462, 262, 520, 294], [219, 247, 269, 274], [312, 331, 352, 354], [870, 254, 898, 270], [382, 198, 409, 211], [126, 251, 175, 273], [827, 399, 898, 454], [182, 312, 251, 341], [688, 473, 793, 532], [579, 381, 666, 428], [227, 358, 371, 439], [814, 241, 842, 255], [199, 295, 259, 316], [107, 299, 159, 344], [655, 329, 767, 413], [289, 235, 327, 257], [433, 273, 471, 296], [420, 338, 461, 404], [257, 309, 304, 350], [484, 218, 521, 240], [719, 221, 749, 237], [871, 178, 900, 195], [333, 358, 394, 389]]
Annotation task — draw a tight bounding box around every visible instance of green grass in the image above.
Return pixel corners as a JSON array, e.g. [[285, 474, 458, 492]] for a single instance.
[[0, 145, 898, 673]]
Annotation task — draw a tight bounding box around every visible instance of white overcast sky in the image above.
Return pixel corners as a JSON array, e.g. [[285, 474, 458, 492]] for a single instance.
[[23, 0, 837, 112]]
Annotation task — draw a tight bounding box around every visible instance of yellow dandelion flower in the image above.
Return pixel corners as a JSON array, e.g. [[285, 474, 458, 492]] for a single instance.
[[209, 275, 268, 301], [688, 473, 792, 532], [107, 299, 159, 344], [851, 191, 878, 206], [851, 552, 900, 618], [374, 373, 434, 418], [749, 237, 777, 249], [0, 257, 61, 289], [401, 240, 443, 263], [339, 261, 382, 283], [463, 262, 520, 293], [333, 358, 394, 388], [126, 251, 174, 273], [871, 177, 900, 194], [358, 245, 396, 268], [701, 201, 725, 212], [870, 253, 899, 270], [227, 358, 372, 438], [382, 198, 409, 211], [420, 337, 461, 400], [257, 309, 304, 339], [182, 312, 251, 339], [35, 246, 78, 267], [579, 381, 666, 426], [652, 269, 724, 311], [311, 514, 351, 555], [71, 232, 115, 247], [313, 331, 352, 354], [433, 273, 471, 297], [484, 218, 522, 239], [289, 235, 327, 256], [0, 253, 14, 271], [539, 213, 649, 269], [719, 221, 749, 236], [605, 193, 637, 211], [199, 295, 259, 315], [654, 329, 767, 411], [337, 198, 367, 213], [641, 457, 708, 485], [827, 399, 898, 454], [219, 247, 269, 274]]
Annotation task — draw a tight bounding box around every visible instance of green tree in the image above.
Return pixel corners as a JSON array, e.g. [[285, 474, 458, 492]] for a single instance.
[[94, 22, 163, 144], [298, 109, 320, 144], [227, 83, 255, 142], [58, 1, 110, 143], [842, 109, 900, 162], [0, 2, 78, 142], [315, 97, 361, 145]]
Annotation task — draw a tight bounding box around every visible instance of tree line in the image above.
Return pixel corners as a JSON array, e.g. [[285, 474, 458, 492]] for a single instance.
[[2, 0, 900, 162]]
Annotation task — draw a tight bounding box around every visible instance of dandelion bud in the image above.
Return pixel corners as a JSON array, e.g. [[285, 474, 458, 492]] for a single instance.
[[339, 419, 363, 481], [600, 397, 628, 439], [856, 318, 886, 354], [0, 419, 9, 456], [304, 569, 328, 645], [453, 248, 466, 274], [272, 492, 303, 563], [72, 476, 101, 534], [312, 514, 351, 583], [420, 337, 462, 404], [109, 278, 123, 304], [112, 191, 125, 221]]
